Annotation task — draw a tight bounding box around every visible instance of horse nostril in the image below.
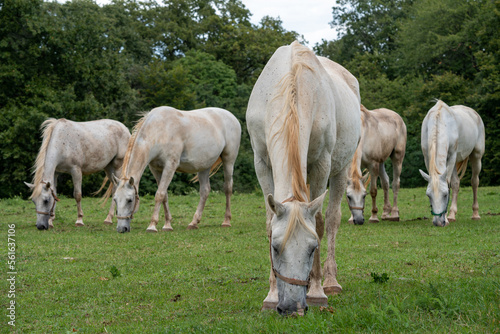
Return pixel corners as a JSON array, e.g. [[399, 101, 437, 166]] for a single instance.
[[276, 306, 284, 315]]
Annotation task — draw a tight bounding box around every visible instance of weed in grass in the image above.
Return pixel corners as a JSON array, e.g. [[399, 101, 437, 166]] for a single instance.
[[371, 272, 390, 283], [110, 265, 121, 278]]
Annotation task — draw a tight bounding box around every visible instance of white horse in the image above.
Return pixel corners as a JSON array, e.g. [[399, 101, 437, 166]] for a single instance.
[[25, 118, 131, 230], [246, 41, 360, 315], [346, 105, 407, 225], [112, 106, 241, 233], [419, 100, 485, 227]]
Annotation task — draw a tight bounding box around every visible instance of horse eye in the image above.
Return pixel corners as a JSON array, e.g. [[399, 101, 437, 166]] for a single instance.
[[347, 195, 352, 201], [43, 199, 49, 205], [127, 198, 133, 203]]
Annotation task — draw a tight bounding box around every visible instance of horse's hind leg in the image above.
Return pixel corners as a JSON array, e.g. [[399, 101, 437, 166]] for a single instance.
[[470, 153, 482, 220], [187, 169, 211, 229], [379, 162, 392, 220], [221, 159, 235, 227], [71, 168, 84, 226], [388, 153, 404, 221]]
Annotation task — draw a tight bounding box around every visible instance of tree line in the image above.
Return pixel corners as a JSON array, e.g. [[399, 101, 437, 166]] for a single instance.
[[0, 0, 498, 198]]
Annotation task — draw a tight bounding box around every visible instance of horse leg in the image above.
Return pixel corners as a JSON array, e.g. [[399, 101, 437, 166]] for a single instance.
[[389, 155, 403, 221], [306, 160, 330, 306], [218, 162, 232, 227], [447, 167, 460, 222], [147, 164, 176, 233], [368, 164, 380, 223], [103, 167, 116, 225], [187, 169, 210, 229], [150, 168, 173, 231], [254, 155, 278, 311], [323, 166, 348, 295], [379, 163, 392, 220], [49, 172, 59, 228], [470, 153, 482, 220], [71, 168, 84, 226]]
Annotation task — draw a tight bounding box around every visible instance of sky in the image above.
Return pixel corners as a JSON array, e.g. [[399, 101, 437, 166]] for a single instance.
[[241, 0, 338, 46], [92, 0, 339, 47]]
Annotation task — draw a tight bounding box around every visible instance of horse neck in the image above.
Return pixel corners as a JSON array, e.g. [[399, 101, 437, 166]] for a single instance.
[[122, 141, 152, 188]]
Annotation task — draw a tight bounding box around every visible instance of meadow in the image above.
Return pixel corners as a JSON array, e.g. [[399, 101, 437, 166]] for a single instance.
[[1, 186, 499, 333]]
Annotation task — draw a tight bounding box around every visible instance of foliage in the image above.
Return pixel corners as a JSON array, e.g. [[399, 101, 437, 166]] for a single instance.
[[317, 0, 500, 188], [1, 187, 499, 332], [370, 272, 390, 284]]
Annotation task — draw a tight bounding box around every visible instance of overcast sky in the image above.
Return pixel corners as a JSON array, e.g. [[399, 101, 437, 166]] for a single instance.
[[91, 0, 339, 46], [241, 0, 338, 46]]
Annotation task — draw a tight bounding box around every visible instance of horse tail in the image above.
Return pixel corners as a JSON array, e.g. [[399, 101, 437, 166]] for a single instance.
[[456, 157, 469, 180], [30, 118, 60, 199], [121, 113, 148, 178], [92, 176, 114, 206], [190, 156, 223, 183]]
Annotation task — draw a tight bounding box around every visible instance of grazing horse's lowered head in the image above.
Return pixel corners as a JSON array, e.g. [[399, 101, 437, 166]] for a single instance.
[[267, 191, 327, 316], [25, 181, 59, 230], [345, 175, 368, 225], [419, 170, 449, 227], [113, 175, 139, 233]]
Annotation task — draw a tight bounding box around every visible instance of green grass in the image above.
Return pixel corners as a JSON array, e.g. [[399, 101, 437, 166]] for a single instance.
[[1, 187, 499, 333]]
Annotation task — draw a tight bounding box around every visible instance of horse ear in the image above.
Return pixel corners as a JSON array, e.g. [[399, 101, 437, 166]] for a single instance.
[[111, 173, 120, 185], [129, 177, 135, 186], [24, 182, 34, 190], [267, 194, 285, 217], [307, 190, 327, 216], [419, 169, 430, 182]]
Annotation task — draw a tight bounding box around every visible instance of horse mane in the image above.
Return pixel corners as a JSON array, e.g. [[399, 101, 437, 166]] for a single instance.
[[30, 118, 61, 199], [270, 41, 313, 203], [280, 201, 320, 254], [120, 112, 148, 178], [428, 100, 445, 195]]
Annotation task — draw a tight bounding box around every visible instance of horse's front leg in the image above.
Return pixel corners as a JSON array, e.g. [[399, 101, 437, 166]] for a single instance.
[[368, 164, 380, 223], [71, 168, 85, 226], [254, 155, 277, 311], [49, 173, 59, 228], [187, 169, 210, 229], [447, 167, 460, 222], [147, 164, 176, 233], [322, 167, 347, 295], [306, 161, 330, 306]]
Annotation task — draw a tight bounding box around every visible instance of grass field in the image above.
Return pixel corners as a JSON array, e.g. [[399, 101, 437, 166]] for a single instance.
[[1, 186, 499, 333]]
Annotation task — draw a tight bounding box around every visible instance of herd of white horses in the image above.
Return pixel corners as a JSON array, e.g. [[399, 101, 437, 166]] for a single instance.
[[25, 42, 485, 316]]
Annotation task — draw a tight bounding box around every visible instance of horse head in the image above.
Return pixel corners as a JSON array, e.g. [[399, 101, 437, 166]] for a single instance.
[[25, 181, 58, 230], [267, 191, 326, 316], [419, 169, 449, 227], [346, 175, 368, 225], [113, 174, 139, 233]]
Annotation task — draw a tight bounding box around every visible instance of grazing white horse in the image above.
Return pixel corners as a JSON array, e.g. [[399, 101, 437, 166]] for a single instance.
[[246, 41, 361, 315], [346, 105, 407, 225], [25, 118, 131, 230], [112, 106, 241, 233], [419, 100, 485, 227]]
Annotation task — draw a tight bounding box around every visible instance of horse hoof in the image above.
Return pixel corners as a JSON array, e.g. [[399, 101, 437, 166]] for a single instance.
[[261, 301, 278, 311], [306, 296, 328, 307], [448, 218, 456, 222], [471, 216, 481, 220], [385, 217, 400, 221], [323, 285, 342, 295], [146, 227, 158, 233], [75, 222, 84, 227], [369, 219, 379, 223], [187, 224, 199, 230], [162, 227, 173, 232], [103, 220, 113, 225], [221, 223, 231, 228]]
